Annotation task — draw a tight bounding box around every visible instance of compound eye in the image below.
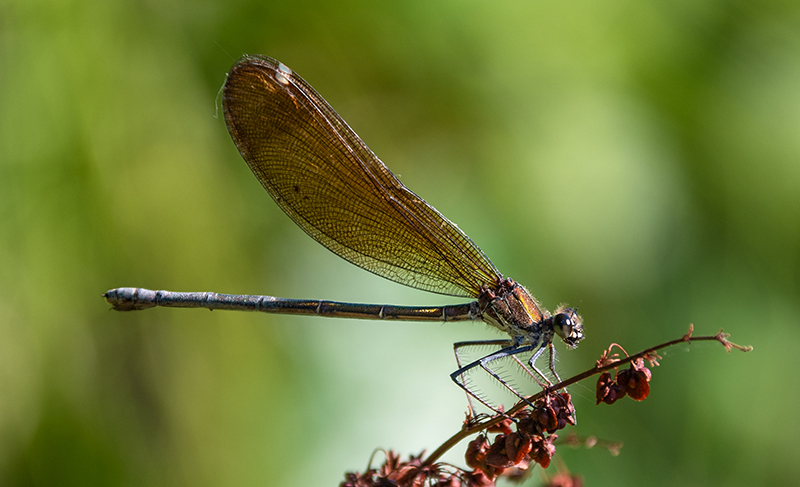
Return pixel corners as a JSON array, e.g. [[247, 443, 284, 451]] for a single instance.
[[553, 307, 584, 348], [554, 313, 573, 332]]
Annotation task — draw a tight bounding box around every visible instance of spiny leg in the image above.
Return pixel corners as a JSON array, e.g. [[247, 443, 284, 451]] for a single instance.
[[478, 356, 537, 410], [522, 344, 556, 388], [453, 339, 513, 417], [546, 342, 576, 423], [452, 340, 536, 415], [547, 342, 562, 385], [509, 354, 551, 389]]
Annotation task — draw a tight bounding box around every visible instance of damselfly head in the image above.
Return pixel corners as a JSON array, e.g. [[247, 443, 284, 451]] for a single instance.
[[552, 306, 584, 348]]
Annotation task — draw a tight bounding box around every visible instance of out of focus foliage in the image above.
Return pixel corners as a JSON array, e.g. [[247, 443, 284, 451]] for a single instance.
[[1, 1, 797, 485]]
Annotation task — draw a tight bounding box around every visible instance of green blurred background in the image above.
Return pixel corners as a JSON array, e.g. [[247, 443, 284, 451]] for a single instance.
[[1, 0, 798, 485]]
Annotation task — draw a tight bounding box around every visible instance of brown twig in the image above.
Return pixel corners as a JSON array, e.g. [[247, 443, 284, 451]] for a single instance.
[[421, 326, 751, 467]]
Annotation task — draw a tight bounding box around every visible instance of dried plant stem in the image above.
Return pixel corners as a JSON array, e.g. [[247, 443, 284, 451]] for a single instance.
[[422, 326, 751, 467]]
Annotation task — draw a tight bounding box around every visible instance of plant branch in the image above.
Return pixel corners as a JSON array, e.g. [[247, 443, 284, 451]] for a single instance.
[[422, 326, 751, 467]]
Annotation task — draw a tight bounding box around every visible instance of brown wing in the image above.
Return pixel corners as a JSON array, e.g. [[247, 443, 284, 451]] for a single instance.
[[222, 55, 502, 297]]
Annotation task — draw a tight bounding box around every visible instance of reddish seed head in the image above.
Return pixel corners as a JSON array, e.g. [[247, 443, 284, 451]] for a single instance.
[[529, 434, 557, 469], [505, 433, 534, 464], [433, 476, 461, 487], [619, 358, 651, 401], [343, 393, 581, 487], [537, 406, 559, 433], [465, 435, 490, 470], [486, 416, 514, 435], [485, 435, 516, 470], [464, 469, 494, 487], [596, 357, 653, 404], [546, 472, 584, 487], [596, 371, 622, 404]]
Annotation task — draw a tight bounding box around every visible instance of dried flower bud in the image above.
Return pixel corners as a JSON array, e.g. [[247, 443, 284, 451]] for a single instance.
[[433, 475, 461, 487], [546, 472, 584, 487], [619, 358, 651, 401], [465, 435, 490, 471], [486, 416, 514, 435], [505, 432, 533, 464], [529, 434, 557, 469], [464, 469, 493, 487], [596, 371, 621, 404], [484, 434, 515, 469]]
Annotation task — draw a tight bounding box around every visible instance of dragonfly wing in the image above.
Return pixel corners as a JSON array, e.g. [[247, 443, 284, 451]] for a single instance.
[[222, 55, 502, 297]]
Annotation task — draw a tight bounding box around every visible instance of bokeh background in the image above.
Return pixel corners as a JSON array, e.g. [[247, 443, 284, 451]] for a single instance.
[[2, 0, 798, 485]]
